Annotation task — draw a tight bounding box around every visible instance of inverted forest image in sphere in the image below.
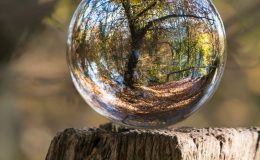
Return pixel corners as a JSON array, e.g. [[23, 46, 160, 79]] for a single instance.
[[67, 0, 226, 127]]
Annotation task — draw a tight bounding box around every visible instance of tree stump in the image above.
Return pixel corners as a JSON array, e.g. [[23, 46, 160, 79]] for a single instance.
[[46, 123, 259, 160]]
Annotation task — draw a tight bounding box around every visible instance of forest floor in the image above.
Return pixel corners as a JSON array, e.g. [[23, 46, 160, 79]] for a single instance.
[[115, 76, 208, 114]]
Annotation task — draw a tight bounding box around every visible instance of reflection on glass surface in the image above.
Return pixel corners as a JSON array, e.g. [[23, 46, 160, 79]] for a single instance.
[[67, 0, 226, 128]]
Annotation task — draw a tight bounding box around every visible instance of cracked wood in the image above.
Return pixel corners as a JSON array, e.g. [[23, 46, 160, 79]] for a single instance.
[[46, 123, 260, 160]]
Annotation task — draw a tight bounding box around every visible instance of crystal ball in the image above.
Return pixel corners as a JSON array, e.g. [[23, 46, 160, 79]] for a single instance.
[[67, 0, 226, 128]]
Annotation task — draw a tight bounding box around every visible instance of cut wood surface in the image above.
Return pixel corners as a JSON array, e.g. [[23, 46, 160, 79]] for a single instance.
[[46, 123, 259, 160]]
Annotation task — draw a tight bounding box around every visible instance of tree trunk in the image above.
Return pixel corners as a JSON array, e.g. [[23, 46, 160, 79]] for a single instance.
[[46, 123, 259, 160], [124, 50, 140, 87]]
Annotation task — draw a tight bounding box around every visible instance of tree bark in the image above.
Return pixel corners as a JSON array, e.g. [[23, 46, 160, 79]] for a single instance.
[[46, 123, 259, 160]]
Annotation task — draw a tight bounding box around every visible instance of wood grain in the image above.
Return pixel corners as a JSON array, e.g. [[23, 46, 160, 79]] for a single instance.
[[46, 123, 260, 160]]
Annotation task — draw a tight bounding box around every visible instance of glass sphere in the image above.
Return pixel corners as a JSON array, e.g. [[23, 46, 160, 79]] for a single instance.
[[67, 0, 226, 128]]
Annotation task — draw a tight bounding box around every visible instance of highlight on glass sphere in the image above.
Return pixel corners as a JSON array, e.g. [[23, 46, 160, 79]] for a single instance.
[[67, 0, 226, 128]]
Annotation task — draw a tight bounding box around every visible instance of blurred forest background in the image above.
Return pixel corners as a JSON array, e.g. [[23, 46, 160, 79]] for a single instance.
[[0, 0, 259, 160]]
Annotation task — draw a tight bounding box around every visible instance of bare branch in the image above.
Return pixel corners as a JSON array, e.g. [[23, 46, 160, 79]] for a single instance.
[[140, 14, 214, 37], [166, 66, 216, 80], [121, 0, 136, 36], [134, 1, 157, 19]]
